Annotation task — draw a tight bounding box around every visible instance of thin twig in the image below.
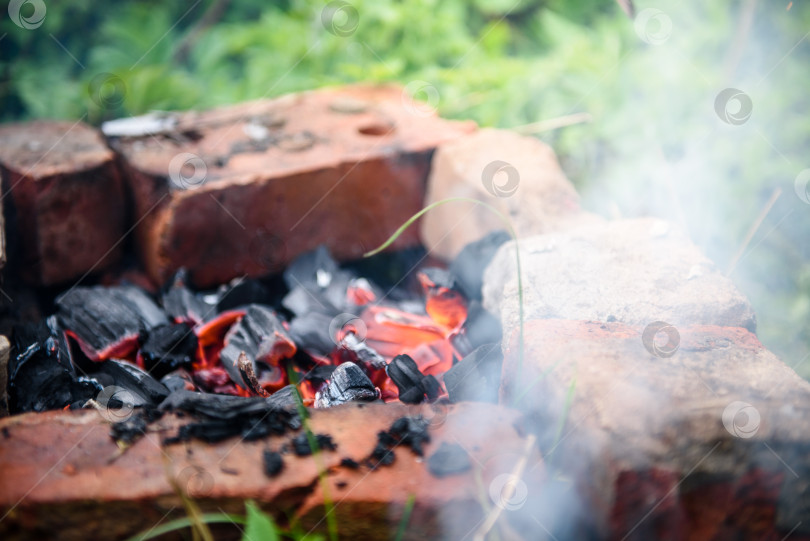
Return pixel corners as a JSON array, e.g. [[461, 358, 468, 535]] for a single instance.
[[512, 112, 592, 135], [726, 187, 781, 277], [473, 434, 537, 541]]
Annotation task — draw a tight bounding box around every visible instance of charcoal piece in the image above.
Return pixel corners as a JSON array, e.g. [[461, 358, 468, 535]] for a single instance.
[[291, 432, 337, 456], [8, 318, 101, 413], [336, 332, 386, 371], [427, 442, 472, 477], [302, 364, 336, 387], [263, 450, 284, 477], [56, 285, 168, 360], [161, 269, 210, 325], [160, 370, 195, 393], [370, 443, 396, 468], [443, 343, 503, 404], [160, 389, 301, 444], [91, 359, 170, 406], [216, 276, 274, 313], [449, 230, 511, 301], [386, 354, 440, 404], [288, 312, 336, 356], [110, 411, 149, 444], [340, 457, 360, 469], [219, 305, 296, 390], [283, 245, 340, 291], [461, 301, 503, 350], [138, 323, 197, 378], [389, 416, 431, 457], [281, 286, 341, 319], [314, 362, 378, 408]]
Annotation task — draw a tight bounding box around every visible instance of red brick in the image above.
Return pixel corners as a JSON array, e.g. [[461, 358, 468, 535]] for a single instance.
[[111, 85, 476, 287], [501, 319, 810, 540], [0, 401, 542, 540], [0, 121, 125, 285]]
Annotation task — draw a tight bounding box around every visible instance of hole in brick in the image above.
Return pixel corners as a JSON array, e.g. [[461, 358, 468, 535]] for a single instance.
[[358, 123, 394, 136]]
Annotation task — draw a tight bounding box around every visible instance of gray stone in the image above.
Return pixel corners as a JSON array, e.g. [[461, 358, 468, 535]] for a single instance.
[[483, 218, 756, 338]]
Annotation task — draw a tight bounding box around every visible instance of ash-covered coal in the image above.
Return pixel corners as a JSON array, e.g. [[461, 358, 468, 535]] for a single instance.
[[386, 354, 440, 404], [314, 362, 378, 408], [427, 442, 472, 477]]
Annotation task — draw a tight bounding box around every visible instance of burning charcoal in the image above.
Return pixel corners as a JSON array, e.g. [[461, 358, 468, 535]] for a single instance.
[[443, 343, 503, 404], [449, 230, 511, 301], [138, 323, 197, 378], [263, 450, 284, 477], [282, 246, 356, 315], [291, 432, 337, 456], [56, 285, 168, 360], [282, 286, 340, 319], [417, 267, 469, 330], [283, 245, 340, 291], [8, 318, 101, 413], [314, 362, 378, 408], [336, 332, 386, 371], [461, 301, 503, 350], [389, 416, 431, 457], [91, 359, 170, 406], [386, 354, 440, 404], [427, 442, 472, 477], [161, 269, 210, 325], [219, 305, 296, 392], [159, 389, 300, 444], [301, 364, 336, 387], [288, 312, 336, 356]]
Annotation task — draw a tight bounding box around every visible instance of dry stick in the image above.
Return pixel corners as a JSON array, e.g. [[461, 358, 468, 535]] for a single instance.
[[726, 187, 781, 277], [473, 434, 537, 541], [512, 112, 593, 136]]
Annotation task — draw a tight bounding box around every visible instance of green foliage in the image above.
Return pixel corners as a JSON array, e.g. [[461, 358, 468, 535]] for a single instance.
[[244, 500, 280, 541], [2, 0, 809, 376]]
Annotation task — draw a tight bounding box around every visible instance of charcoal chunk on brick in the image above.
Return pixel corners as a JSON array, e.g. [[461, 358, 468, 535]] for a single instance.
[[263, 450, 284, 477], [427, 442, 472, 477]]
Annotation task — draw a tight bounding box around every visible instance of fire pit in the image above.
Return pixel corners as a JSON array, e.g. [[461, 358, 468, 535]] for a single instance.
[[2, 86, 810, 541]]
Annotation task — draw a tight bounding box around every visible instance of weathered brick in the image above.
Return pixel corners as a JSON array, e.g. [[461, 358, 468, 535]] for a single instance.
[[0, 401, 542, 540], [0, 121, 125, 285], [483, 219, 757, 338], [111, 86, 476, 287], [420, 128, 600, 260], [499, 319, 810, 539]]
